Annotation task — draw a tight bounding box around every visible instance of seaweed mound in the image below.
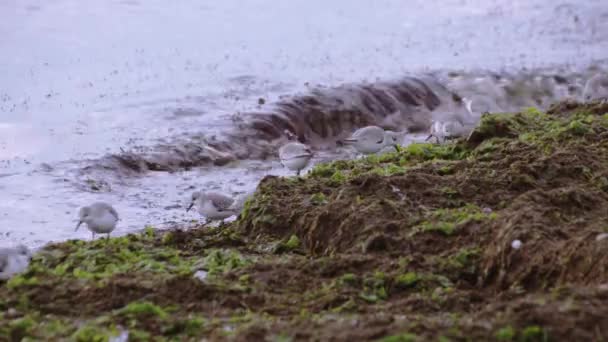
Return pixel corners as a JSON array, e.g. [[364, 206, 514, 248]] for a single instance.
[[2, 101, 608, 341], [241, 101, 608, 286]]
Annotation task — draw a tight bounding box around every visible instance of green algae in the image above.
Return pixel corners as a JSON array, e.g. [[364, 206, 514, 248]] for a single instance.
[[310, 192, 328, 205], [273, 234, 302, 254], [339, 273, 357, 286], [496, 326, 516, 341], [360, 271, 388, 302], [72, 324, 112, 342], [376, 333, 418, 342], [413, 205, 495, 236], [25, 235, 195, 282], [521, 326, 547, 342], [201, 249, 250, 276], [116, 301, 168, 320], [308, 142, 470, 182], [394, 272, 420, 289]]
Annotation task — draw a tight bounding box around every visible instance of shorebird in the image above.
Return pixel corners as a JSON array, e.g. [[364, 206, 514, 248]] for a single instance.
[[279, 141, 313, 176], [427, 97, 476, 143], [0, 244, 32, 280], [75, 202, 119, 240], [343, 126, 407, 155], [425, 120, 471, 144], [187, 191, 241, 225], [582, 73, 608, 102]]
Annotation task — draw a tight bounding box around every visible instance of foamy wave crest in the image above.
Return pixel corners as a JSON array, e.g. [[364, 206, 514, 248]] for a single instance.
[[78, 67, 605, 181]]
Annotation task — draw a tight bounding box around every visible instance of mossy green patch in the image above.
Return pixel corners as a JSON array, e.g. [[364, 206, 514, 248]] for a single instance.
[[6, 275, 39, 289], [360, 271, 388, 302], [440, 248, 481, 276], [521, 325, 547, 342], [495, 326, 516, 341], [274, 235, 301, 254], [310, 192, 328, 205], [307, 142, 470, 184], [376, 333, 418, 342], [413, 205, 495, 236], [201, 249, 250, 276], [339, 273, 357, 286], [7, 315, 36, 340], [24, 235, 195, 283], [116, 301, 168, 320], [394, 272, 420, 289], [71, 324, 113, 342]]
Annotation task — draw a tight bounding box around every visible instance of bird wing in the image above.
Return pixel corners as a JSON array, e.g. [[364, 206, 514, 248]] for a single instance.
[[280, 143, 312, 160], [91, 202, 119, 220], [210, 193, 235, 211]]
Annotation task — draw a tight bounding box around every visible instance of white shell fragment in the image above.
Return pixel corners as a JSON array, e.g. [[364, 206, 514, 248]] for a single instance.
[[193, 270, 209, 282], [511, 239, 522, 249], [596, 233, 608, 241]]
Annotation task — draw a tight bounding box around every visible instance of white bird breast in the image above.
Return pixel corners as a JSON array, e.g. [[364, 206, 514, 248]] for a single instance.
[[91, 211, 119, 232], [200, 200, 235, 220], [281, 155, 311, 171], [352, 138, 384, 154]]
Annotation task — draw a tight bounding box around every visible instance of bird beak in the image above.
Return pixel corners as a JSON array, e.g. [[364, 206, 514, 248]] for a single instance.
[[425, 135, 432, 141], [342, 138, 357, 144], [186, 202, 194, 212], [75, 221, 83, 231]]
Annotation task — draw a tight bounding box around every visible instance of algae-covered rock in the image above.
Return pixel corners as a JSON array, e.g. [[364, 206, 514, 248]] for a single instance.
[[2, 101, 608, 341]]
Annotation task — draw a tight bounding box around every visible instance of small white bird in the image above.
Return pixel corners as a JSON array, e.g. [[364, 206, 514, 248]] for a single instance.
[[582, 73, 608, 102], [343, 126, 407, 155], [187, 191, 241, 225], [279, 141, 313, 176], [75, 202, 119, 240], [0, 244, 31, 280], [427, 97, 477, 144], [425, 120, 464, 143]]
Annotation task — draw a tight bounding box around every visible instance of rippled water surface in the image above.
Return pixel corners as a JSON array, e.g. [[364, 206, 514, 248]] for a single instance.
[[1, 0, 607, 247]]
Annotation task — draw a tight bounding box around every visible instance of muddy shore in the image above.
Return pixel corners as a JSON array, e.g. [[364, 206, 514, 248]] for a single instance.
[[2, 101, 608, 341]]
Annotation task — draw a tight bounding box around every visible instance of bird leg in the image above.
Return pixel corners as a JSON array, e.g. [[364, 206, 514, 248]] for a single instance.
[[91, 232, 96, 240]]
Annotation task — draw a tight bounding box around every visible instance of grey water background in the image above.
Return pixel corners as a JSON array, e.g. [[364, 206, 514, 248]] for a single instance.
[[0, 0, 607, 248]]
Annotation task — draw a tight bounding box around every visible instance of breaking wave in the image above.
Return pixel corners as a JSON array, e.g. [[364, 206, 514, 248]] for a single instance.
[[79, 66, 605, 179]]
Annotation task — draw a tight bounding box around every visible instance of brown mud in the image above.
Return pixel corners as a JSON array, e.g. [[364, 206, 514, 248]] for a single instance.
[[2, 101, 608, 341]]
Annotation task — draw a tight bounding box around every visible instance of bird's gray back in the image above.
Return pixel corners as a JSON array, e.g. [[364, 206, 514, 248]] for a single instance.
[[89, 202, 119, 219], [205, 192, 235, 210], [279, 142, 309, 157], [353, 126, 384, 141]]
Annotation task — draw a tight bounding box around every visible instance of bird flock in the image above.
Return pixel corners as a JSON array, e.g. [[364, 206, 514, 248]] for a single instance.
[[2, 74, 607, 281]]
